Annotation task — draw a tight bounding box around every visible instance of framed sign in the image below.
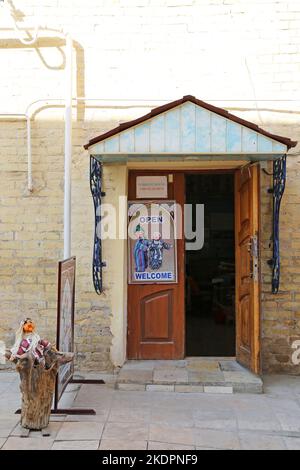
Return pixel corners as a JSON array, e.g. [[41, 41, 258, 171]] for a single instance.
[[136, 175, 168, 199], [128, 200, 177, 284], [55, 256, 76, 406]]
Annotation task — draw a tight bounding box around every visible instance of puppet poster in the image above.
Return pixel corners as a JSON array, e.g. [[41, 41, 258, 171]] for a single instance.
[[128, 201, 177, 284]]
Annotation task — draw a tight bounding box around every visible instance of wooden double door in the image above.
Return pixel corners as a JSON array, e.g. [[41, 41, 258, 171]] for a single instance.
[[127, 167, 261, 374]]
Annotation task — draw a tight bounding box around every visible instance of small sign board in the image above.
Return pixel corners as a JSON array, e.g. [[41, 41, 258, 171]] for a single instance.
[[55, 257, 76, 407], [128, 201, 177, 284], [136, 175, 168, 199]]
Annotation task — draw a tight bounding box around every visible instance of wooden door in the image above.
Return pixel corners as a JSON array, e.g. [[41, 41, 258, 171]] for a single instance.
[[127, 171, 185, 359], [235, 165, 261, 374]]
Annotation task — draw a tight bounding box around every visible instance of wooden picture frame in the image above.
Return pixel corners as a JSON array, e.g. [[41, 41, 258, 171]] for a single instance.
[[54, 257, 76, 407]]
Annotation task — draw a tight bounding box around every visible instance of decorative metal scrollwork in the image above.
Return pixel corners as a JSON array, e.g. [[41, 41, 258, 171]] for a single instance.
[[268, 155, 287, 294], [90, 156, 106, 294]]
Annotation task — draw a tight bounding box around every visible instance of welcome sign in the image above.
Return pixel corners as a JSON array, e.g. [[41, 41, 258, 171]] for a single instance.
[[128, 201, 177, 284]]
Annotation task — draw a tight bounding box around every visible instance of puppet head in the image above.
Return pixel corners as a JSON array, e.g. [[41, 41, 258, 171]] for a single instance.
[[152, 231, 161, 241], [135, 224, 145, 239], [10, 318, 40, 358], [22, 318, 35, 334]]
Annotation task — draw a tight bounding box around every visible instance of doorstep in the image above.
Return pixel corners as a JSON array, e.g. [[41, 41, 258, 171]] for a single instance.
[[115, 358, 263, 394]]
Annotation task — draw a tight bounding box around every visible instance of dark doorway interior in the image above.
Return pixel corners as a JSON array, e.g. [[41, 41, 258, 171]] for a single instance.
[[185, 173, 235, 356]]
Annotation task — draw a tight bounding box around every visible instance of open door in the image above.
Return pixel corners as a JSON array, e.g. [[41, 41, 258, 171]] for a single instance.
[[235, 165, 261, 374]]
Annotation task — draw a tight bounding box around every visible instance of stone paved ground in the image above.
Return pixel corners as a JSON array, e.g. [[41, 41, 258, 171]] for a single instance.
[[0, 371, 300, 450]]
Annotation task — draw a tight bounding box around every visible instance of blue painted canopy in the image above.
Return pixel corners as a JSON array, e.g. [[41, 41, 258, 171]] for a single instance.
[[86, 96, 296, 160]]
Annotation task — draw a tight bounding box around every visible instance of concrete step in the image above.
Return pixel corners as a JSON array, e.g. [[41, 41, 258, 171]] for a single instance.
[[115, 358, 263, 394]]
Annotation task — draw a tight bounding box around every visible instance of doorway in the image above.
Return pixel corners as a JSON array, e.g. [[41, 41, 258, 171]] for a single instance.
[[127, 167, 260, 374], [185, 173, 235, 357]]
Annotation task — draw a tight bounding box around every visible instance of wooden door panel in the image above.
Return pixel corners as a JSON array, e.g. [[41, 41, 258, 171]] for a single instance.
[[127, 171, 185, 360], [240, 295, 250, 348], [141, 290, 173, 341], [239, 183, 250, 241], [240, 238, 251, 298], [235, 165, 260, 374]]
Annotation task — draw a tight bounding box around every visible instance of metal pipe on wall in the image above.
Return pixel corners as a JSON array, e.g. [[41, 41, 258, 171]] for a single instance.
[[63, 34, 73, 259]]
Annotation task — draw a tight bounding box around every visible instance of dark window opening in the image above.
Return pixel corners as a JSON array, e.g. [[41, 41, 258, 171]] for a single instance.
[[185, 173, 235, 357]]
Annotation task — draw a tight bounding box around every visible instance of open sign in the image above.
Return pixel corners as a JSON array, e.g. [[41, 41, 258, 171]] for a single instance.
[[139, 216, 163, 224]]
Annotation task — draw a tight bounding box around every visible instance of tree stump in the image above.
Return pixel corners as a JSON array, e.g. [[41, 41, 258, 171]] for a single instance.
[[6, 348, 73, 430]]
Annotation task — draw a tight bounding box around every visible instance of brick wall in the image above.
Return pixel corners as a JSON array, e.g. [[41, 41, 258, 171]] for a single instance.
[[0, 0, 300, 373]]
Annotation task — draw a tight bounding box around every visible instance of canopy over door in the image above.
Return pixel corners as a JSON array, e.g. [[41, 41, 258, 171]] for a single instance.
[[85, 95, 295, 162]]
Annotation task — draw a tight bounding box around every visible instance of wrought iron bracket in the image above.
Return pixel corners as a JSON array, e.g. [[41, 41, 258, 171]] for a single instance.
[[90, 156, 106, 294], [268, 155, 287, 294]]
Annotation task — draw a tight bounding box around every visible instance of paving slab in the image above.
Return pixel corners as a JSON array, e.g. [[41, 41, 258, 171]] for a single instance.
[[237, 415, 282, 432], [55, 421, 104, 441], [266, 396, 300, 413], [149, 424, 194, 446], [196, 446, 223, 450], [0, 438, 6, 449], [263, 375, 300, 396], [232, 383, 263, 393], [204, 386, 233, 394], [108, 407, 151, 423], [99, 439, 147, 450], [52, 440, 99, 450], [275, 411, 300, 432], [219, 361, 245, 372], [111, 391, 153, 407], [148, 441, 195, 450], [223, 371, 262, 384], [153, 368, 188, 384], [146, 384, 174, 392], [188, 371, 225, 384], [102, 422, 149, 442], [187, 359, 220, 371], [117, 383, 146, 391], [284, 437, 300, 450], [239, 432, 286, 450], [150, 409, 194, 427], [2, 437, 54, 450], [175, 385, 204, 393], [0, 372, 18, 382], [121, 361, 156, 370], [193, 410, 237, 431], [194, 429, 240, 450], [118, 369, 153, 384], [0, 418, 20, 438]]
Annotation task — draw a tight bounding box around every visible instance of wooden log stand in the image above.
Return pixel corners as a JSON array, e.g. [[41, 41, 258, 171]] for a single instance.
[[6, 348, 73, 431]]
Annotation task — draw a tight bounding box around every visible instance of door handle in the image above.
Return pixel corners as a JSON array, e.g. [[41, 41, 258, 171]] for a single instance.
[[249, 235, 259, 281]]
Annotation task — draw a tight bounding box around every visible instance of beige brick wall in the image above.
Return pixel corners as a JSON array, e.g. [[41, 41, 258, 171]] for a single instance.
[[0, 0, 300, 373], [261, 154, 300, 374]]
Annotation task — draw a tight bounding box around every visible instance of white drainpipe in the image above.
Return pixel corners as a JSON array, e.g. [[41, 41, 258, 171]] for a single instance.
[[24, 34, 73, 258], [63, 34, 73, 259], [26, 114, 33, 192]]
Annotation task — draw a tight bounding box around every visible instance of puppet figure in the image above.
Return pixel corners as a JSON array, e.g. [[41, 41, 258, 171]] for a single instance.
[[6, 319, 73, 431], [133, 224, 149, 272], [10, 318, 51, 365], [149, 231, 171, 270]]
